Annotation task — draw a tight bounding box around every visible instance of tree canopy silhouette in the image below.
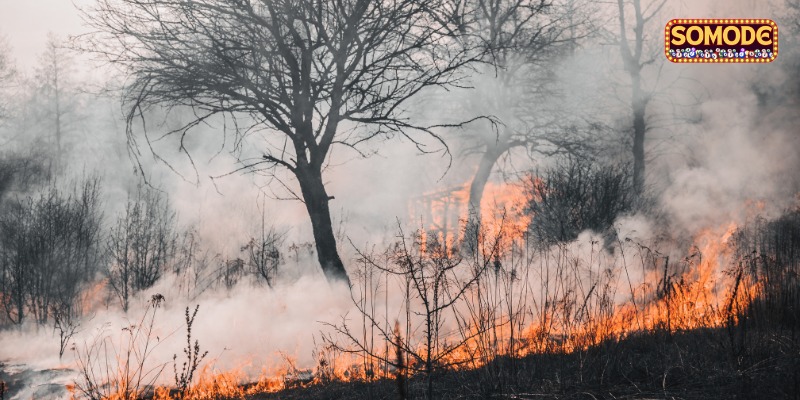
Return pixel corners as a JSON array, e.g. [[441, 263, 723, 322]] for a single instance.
[[81, 0, 478, 284]]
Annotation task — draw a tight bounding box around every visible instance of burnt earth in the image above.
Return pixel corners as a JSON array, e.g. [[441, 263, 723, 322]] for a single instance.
[[246, 327, 800, 400]]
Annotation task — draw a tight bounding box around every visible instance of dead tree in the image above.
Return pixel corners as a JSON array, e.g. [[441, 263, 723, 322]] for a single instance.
[[0, 36, 15, 121], [616, 0, 665, 195], [81, 0, 478, 285], [0, 176, 102, 326], [440, 0, 591, 249], [242, 209, 284, 288], [107, 185, 177, 312], [35, 34, 75, 167], [325, 226, 497, 399]]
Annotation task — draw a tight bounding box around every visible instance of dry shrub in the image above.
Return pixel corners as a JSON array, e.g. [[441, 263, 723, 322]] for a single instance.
[[525, 158, 633, 247]]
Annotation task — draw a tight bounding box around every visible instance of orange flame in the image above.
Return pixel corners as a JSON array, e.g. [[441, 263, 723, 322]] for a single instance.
[[76, 185, 767, 398], [409, 180, 531, 253]]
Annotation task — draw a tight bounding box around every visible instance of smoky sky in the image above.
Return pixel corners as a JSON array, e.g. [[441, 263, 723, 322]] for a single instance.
[[0, 1, 92, 70], [0, 0, 795, 243]]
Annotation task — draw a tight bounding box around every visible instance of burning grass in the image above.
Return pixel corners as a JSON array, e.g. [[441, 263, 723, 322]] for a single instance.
[[126, 214, 796, 399], [241, 211, 797, 399], [58, 192, 800, 400]]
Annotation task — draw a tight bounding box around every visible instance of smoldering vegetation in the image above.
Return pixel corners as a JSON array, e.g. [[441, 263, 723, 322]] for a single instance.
[[0, 0, 799, 399]]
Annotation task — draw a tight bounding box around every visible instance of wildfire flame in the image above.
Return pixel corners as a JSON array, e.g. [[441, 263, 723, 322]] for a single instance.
[[68, 182, 765, 399], [409, 180, 531, 254]]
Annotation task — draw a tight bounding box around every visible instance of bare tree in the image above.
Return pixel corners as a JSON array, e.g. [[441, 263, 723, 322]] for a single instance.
[[0, 36, 15, 122], [0, 198, 29, 324], [107, 185, 177, 312], [0, 152, 49, 325], [217, 257, 246, 290], [325, 226, 498, 399], [242, 207, 284, 288], [615, 0, 665, 195], [81, 0, 478, 285], [0, 176, 102, 326], [171, 227, 216, 298], [34, 34, 79, 168], [441, 0, 591, 247]]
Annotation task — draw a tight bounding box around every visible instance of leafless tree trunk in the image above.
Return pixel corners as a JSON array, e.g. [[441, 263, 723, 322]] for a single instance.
[[448, 0, 589, 246], [297, 164, 349, 283], [0, 37, 15, 122], [464, 140, 506, 251], [616, 0, 665, 195], [36, 34, 75, 170]]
